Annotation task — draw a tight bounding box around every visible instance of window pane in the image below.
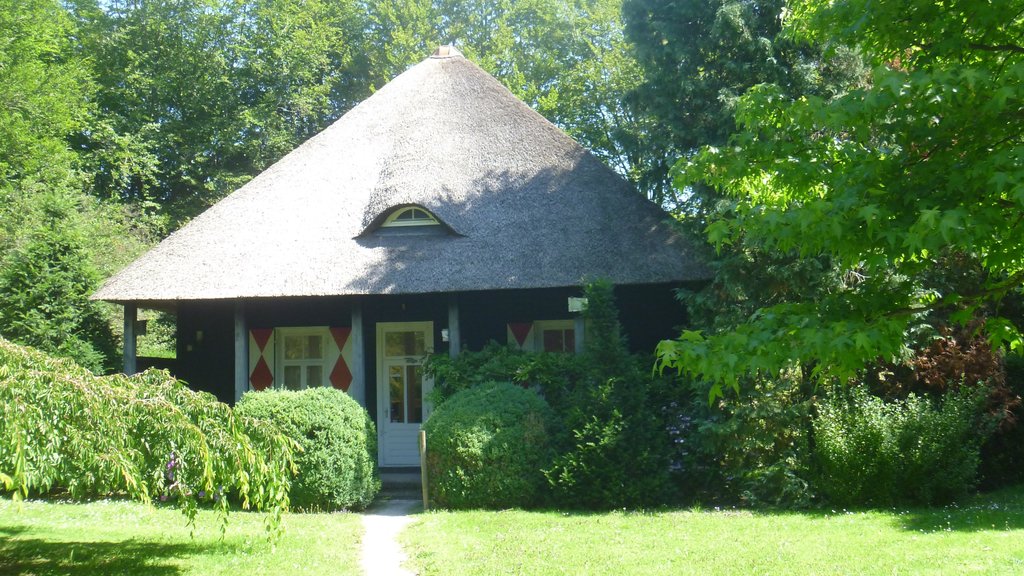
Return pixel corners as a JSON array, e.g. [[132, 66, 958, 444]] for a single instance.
[[385, 331, 425, 357], [306, 335, 322, 359], [307, 365, 322, 388], [284, 335, 304, 360], [564, 329, 575, 353], [284, 366, 302, 390], [543, 329, 565, 353], [389, 366, 405, 423], [408, 365, 423, 424]]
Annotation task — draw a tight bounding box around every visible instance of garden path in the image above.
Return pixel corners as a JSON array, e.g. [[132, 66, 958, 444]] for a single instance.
[[360, 498, 420, 576]]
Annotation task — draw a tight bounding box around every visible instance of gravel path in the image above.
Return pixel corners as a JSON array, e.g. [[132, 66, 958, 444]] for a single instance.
[[360, 499, 420, 576]]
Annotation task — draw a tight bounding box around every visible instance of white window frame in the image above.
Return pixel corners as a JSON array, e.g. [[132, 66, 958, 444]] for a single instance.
[[275, 327, 331, 391]]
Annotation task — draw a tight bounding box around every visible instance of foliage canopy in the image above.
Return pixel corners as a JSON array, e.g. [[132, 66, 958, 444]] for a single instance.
[[0, 339, 295, 536], [658, 0, 1024, 395], [622, 0, 868, 209]]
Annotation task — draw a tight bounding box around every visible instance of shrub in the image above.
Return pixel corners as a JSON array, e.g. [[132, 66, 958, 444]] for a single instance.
[[0, 338, 294, 535], [865, 325, 1023, 491], [544, 281, 674, 509], [423, 381, 556, 509], [813, 385, 990, 506], [235, 387, 378, 511], [979, 354, 1024, 489], [0, 194, 117, 373], [669, 371, 816, 508], [424, 341, 587, 409], [426, 282, 676, 510]]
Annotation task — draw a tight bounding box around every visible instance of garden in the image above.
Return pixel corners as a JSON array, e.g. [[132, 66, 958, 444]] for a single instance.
[[3, 0, 1024, 573], [3, 280, 1022, 573]]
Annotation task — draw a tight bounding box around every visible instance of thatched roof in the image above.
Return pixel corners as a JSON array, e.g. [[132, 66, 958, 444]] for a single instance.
[[94, 47, 708, 305]]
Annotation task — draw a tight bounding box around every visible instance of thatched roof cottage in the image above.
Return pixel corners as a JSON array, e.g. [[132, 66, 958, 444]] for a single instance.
[[94, 47, 708, 467]]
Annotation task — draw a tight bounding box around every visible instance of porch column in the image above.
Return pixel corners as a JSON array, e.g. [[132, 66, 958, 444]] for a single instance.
[[350, 298, 366, 405], [123, 304, 137, 375], [448, 294, 460, 358], [233, 301, 248, 403], [574, 315, 585, 355]]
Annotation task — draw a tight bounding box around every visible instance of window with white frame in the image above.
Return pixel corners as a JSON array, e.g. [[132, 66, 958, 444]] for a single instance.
[[533, 320, 575, 353], [277, 328, 328, 391]]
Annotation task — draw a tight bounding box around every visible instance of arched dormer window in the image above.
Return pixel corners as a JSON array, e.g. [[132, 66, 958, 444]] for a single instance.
[[382, 206, 439, 228], [357, 204, 460, 239]]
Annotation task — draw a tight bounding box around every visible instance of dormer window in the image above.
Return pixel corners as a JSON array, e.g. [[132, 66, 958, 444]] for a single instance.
[[358, 204, 461, 239], [382, 207, 439, 228]]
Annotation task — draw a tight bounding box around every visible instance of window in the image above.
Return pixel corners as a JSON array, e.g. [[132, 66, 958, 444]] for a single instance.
[[381, 206, 439, 227], [534, 320, 576, 353], [277, 328, 328, 391], [381, 328, 428, 423]]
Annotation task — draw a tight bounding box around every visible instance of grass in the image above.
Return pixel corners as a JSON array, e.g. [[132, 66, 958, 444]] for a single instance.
[[402, 485, 1024, 575], [0, 497, 362, 576]]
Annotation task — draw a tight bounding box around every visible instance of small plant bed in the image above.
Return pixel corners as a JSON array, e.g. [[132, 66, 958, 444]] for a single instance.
[[0, 497, 362, 575], [401, 485, 1024, 575]]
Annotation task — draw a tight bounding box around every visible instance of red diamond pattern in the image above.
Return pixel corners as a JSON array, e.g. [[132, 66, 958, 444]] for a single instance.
[[251, 328, 273, 352], [329, 327, 351, 351], [249, 356, 273, 391], [329, 327, 353, 392], [330, 357, 353, 392], [509, 323, 532, 347]]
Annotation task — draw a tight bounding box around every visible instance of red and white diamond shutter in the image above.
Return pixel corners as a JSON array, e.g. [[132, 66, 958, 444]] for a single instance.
[[248, 328, 275, 391], [507, 322, 534, 351], [327, 327, 354, 392]]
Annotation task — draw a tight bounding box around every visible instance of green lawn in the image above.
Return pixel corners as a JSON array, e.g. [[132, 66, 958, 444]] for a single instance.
[[0, 498, 362, 576], [402, 485, 1024, 575]]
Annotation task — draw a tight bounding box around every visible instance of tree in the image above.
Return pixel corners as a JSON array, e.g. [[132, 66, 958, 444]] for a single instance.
[[0, 192, 118, 373], [657, 0, 1024, 397], [622, 0, 868, 353], [0, 0, 95, 249], [622, 0, 867, 209], [68, 0, 370, 222], [0, 338, 295, 536], [69, 0, 649, 225]]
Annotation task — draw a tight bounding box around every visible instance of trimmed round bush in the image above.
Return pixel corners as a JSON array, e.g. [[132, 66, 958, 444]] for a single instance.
[[423, 381, 556, 509], [236, 387, 379, 511]]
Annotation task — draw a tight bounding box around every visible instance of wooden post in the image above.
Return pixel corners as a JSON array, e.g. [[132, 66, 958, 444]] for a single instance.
[[123, 304, 137, 375], [350, 299, 366, 405], [419, 429, 429, 510], [233, 301, 247, 404], [448, 294, 460, 358]]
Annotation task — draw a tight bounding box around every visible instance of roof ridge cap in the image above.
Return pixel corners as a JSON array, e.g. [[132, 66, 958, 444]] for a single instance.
[[431, 45, 463, 59]]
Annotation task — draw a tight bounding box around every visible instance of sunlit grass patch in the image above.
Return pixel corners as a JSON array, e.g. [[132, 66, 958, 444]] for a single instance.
[[0, 498, 362, 576], [402, 485, 1024, 575]]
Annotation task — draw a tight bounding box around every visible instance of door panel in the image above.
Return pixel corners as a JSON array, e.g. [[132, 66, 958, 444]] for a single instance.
[[376, 322, 433, 467]]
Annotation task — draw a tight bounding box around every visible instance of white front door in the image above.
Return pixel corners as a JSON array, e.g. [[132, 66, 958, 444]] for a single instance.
[[376, 322, 433, 467]]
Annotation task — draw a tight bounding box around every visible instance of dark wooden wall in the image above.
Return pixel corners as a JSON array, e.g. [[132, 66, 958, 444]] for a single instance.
[[173, 283, 689, 408]]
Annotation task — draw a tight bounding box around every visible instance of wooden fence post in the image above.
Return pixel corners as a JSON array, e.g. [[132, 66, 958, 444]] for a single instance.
[[419, 429, 429, 510]]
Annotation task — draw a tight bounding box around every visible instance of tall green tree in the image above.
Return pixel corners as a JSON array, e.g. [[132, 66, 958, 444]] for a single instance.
[[69, 0, 370, 222], [658, 0, 1024, 396], [0, 0, 94, 248], [622, 0, 867, 347], [343, 0, 651, 194], [69, 0, 648, 225], [0, 192, 118, 373], [622, 0, 866, 209]]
